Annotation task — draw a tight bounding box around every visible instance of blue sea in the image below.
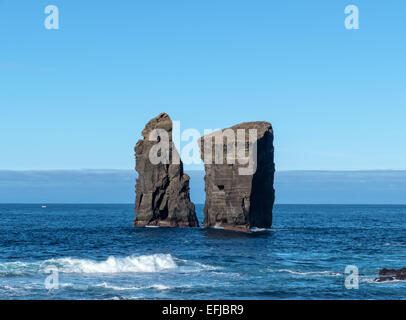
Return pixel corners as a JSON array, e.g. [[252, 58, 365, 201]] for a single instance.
[[0, 204, 405, 300]]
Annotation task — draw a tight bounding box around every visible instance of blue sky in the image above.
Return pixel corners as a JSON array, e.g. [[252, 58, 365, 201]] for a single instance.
[[1, 0, 405, 171]]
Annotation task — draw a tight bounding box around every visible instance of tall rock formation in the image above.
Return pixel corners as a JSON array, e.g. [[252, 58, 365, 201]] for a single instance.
[[199, 121, 275, 232], [134, 113, 199, 227]]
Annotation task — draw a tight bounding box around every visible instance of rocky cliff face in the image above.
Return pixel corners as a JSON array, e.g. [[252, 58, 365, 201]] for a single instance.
[[199, 121, 275, 232], [134, 113, 199, 227]]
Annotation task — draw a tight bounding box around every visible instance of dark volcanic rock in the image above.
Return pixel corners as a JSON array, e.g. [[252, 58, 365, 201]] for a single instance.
[[134, 113, 199, 228], [199, 121, 275, 232], [375, 268, 406, 282]]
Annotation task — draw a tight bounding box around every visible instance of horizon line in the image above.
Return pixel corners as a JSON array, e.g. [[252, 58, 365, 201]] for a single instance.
[[1, 203, 406, 206], [1, 169, 406, 173]]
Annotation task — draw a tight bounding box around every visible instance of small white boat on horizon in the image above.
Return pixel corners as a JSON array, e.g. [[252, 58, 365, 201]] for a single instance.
[[41, 205, 47, 208]]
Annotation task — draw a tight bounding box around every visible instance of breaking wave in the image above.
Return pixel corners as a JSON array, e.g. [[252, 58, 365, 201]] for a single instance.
[[0, 254, 216, 276]]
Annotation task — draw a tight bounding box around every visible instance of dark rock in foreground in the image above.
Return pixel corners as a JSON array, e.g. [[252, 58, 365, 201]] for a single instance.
[[134, 113, 199, 228], [199, 121, 275, 232], [375, 268, 406, 282]]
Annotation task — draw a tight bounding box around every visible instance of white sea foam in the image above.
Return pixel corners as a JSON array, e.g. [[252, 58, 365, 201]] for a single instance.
[[50, 254, 177, 273], [382, 243, 406, 247], [94, 282, 171, 291], [250, 227, 271, 232], [0, 284, 17, 291], [175, 258, 220, 272], [94, 282, 141, 291], [274, 269, 342, 276], [0, 254, 176, 275], [0, 254, 218, 276], [361, 277, 406, 284]]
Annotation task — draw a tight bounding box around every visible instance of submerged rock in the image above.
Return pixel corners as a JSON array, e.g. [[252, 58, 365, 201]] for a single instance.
[[375, 268, 406, 282], [134, 113, 199, 227], [199, 121, 275, 232]]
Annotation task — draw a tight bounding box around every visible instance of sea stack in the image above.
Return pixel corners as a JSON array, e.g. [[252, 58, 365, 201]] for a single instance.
[[199, 121, 275, 232], [134, 113, 199, 227]]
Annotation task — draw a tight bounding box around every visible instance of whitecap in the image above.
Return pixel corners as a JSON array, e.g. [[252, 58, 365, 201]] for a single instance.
[[93, 282, 170, 291], [174, 258, 220, 272], [272, 268, 342, 277], [50, 254, 177, 273], [0, 254, 176, 275], [361, 277, 406, 284], [93, 282, 142, 291], [382, 243, 406, 247], [250, 227, 271, 232], [0, 253, 218, 276], [148, 284, 171, 290]]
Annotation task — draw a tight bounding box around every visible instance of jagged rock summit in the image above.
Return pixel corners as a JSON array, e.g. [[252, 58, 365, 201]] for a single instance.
[[134, 113, 199, 227], [199, 121, 275, 232]]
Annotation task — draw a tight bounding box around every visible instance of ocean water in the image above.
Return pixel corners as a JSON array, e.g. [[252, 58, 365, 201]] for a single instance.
[[0, 204, 405, 300]]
